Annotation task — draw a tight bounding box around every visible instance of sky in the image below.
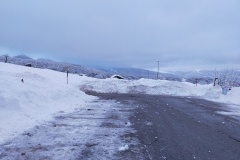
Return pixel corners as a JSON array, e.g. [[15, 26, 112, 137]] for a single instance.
[[0, 0, 239, 71]]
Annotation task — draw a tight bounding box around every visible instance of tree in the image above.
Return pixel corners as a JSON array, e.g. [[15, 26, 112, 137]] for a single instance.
[[217, 68, 240, 87]]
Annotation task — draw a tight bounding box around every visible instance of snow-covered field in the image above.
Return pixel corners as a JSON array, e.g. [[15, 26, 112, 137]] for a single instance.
[[1, 62, 240, 145]]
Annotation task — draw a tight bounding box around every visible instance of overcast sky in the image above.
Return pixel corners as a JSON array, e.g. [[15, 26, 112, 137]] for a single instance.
[[0, 0, 239, 71]]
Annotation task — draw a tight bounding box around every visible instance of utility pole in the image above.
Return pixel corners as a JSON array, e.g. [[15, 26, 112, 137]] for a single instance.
[[66, 65, 69, 84], [157, 60, 159, 79], [3, 54, 8, 63]]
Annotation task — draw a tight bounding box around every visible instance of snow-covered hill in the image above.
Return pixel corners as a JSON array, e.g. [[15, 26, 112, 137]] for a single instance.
[[0, 55, 111, 78]]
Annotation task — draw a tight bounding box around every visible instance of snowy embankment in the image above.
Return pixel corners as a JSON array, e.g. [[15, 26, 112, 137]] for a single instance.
[[203, 86, 240, 117], [0, 62, 95, 143], [80, 78, 210, 96], [80, 77, 240, 117], [80, 77, 240, 106]]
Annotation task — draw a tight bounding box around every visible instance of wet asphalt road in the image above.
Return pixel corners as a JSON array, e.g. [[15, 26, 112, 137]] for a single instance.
[[88, 92, 240, 160]]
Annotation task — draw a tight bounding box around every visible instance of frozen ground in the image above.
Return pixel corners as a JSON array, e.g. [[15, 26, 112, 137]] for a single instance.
[[1, 62, 240, 158]]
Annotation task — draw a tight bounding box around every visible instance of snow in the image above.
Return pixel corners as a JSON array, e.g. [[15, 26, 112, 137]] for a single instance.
[[118, 144, 129, 151], [0, 62, 143, 159], [202, 86, 240, 118], [0, 99, 139, 159], [80, 77, 240, 107], [0, 62, 95, 144], [1, 62, 240, 146], [80, 76, 240, 119], [216, 87, 240, 105], [217, 104, 240, 117], [80, 78, 210, 96], [125, 122, 132, 127]]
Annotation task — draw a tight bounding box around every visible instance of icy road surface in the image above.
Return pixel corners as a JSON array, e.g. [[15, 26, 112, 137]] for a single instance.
[[0, 99, 144, 160]]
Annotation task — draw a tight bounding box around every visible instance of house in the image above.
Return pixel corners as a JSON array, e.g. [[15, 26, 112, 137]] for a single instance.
[[25, 63, 32, 67], [111, 75, 124, 79]]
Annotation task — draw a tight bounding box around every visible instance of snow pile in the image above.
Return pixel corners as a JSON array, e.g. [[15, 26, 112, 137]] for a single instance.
[[203, 85, 222, 99], [218, 87, 240, 105], [210, 86, 240, 117], [80, 78, 211, 96], [203, 86, 240, 106], [81, 77, 240, 107], [0, 62, 95, 143]]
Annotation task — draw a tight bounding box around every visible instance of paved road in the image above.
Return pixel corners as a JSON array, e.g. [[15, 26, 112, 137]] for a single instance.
[[88, 92, 240, 160]]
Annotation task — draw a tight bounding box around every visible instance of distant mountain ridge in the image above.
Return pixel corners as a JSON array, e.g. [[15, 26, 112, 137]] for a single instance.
[[99, 67, 181, 81], [13, 54, 33, 60], [99, 67, 215, 84]]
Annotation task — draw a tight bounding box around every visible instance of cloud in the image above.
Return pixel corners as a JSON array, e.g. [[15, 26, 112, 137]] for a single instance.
[[0, 0, 239, 69]]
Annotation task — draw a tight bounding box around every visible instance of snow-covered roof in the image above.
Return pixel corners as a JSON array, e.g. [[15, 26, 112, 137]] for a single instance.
[[110, 74, 124, 79]]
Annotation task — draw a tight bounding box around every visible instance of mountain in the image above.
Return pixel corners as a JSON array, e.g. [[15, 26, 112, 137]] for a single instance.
[[13, 54, 33, 60], [100, 68, 240, 86], [99, 67, 181, 81], [169, 70, 215, 84]]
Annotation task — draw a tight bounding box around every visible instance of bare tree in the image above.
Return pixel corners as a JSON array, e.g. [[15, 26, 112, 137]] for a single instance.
[[218, 68, 240, 87], [228, 69, 239, 87]]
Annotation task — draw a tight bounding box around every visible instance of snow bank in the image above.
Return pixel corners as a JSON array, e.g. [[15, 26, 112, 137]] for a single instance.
[[203, 86, 240, 105], [218, 87, 240, 105], [0, 62, 95, 143], [80, 78, 210, 96], [81, 77, 240, 106], [80, 77, 240, 110], [203, 86, 240, 116]]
